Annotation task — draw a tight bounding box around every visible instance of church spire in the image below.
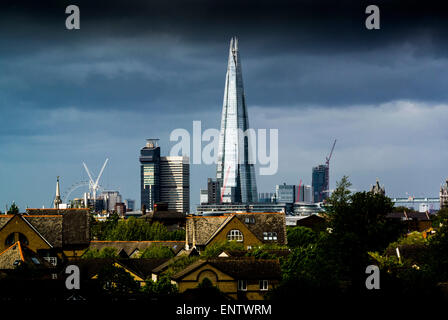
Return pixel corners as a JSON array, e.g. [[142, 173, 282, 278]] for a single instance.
[[54, 176, 62, 209]]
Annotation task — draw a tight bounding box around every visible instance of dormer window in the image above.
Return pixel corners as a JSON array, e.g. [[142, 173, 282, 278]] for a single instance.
[[244, 217, 255, 224], [263, 232, 278, 241], [227, 229, 243, 242]]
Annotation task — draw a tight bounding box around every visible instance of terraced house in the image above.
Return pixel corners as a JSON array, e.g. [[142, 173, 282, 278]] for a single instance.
[[171, 258, 282, 300], [185, 212, 287, 251], [0, 209, 90, 269]]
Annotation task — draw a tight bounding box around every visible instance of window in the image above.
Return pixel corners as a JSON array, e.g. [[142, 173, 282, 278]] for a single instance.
[[5, 233, 14, 246], [227, 229, 243, 242], [43, 257, 58, 266], [263, 232, 278, 241], [260, 280, 269, 291], [238, 280, 247, 291], [4, 233, 28, 246], [244, 217, 255, 224]]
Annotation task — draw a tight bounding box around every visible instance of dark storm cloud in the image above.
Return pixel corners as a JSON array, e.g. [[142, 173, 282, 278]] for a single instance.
[[1, 0, 448, 112]]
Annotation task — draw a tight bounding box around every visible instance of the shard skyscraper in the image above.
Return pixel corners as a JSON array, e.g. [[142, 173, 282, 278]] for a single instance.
[[216, 37, 258, 203]]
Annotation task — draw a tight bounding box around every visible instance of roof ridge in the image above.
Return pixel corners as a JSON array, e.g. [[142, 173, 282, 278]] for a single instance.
[[21, 215, 54, 248]]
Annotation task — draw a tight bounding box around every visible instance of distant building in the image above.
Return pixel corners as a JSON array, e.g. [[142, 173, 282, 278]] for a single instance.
[[140, 139, 161, 212], [216, 37, 257, 203], [196, 202, 289, 215], [275, 183, 296, 203], [124, 199, 135, 212], [207, 178, 221, 204], [200, 189, 208, 205], [292, 202, 324, 216], [440, 178, 448, 209], [160, 156, 190, 214], [258, 192, 275, 203], [312, 164, 328, 203], [298, 185, 313, 203], [101, 191, 122, 212], [371, 179, 385, 195], [115, 202, 127, 217]]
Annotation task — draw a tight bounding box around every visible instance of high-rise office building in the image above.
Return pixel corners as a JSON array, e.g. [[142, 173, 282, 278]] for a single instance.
[[296, 185, 314, 203], [207, 178, 221, 204], [140, 139, 160, 211], [276, 183, 296, 203], [312, 164, 329, 203], [160, 156, 190, 213], [216, 37, 258, 204]]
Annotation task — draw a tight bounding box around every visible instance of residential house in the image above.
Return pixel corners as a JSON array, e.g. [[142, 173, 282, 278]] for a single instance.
[[185, 212, 287, 251], [171, 257, 281, 300]]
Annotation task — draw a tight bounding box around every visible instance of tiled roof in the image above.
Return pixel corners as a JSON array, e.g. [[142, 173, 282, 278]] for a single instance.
[[186, 216, 229, 245], [26, 208, 89, 215], [88, 241, 185, 257], [0, 242, 24, 269], [0, 213, 90, 248], [235, 213, 287, 245], [60, 258, 168, 280], [387, 212, 431, 221], [186, 213, 287, 246], [0, 241, 51, 270], [118, 258, 169, 279], [62, 210, 90, 246], [24, 215, 63, 247], [172, 258, 282, 281]]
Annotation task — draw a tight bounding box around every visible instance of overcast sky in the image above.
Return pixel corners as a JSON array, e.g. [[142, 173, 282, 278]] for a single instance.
[[1, 0, 448, 211]]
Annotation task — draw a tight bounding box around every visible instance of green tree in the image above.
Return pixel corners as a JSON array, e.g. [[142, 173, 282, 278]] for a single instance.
[[143, 275, 178, 295], [201, 241, 244, 258], [140, 245, 175, 259], [82, 247, 118, 259], [96, 264, 140, 295], [287, 226, 318, 248], [431, 208, 448, 228], [7, 202, 19, 215], [426, 223, 448, 282], [324, 177, 405, 290]]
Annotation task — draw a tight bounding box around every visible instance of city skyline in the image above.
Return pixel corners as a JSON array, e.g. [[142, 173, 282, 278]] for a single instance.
[[1, 0, 448, 211]]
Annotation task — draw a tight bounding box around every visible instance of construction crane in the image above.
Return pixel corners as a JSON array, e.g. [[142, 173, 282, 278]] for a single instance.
[[83, 158, 109, 201], [326, 139, 337, 167], [322, 139, 337, 201]]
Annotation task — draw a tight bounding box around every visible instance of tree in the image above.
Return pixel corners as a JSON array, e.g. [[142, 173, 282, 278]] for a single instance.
[[96, 264, 140, 295], [287, 226, 318, 248], [201, 241, 244, 258], [7, 202, 19, 215], [431, 208, 448, 228], [143, 275, 178, 295], [324, 177, 406, 291], [82, 247, 118, 259], [92, 216, 185, 241], [426, 223, 448, 281], [140, 245, 175, 259]]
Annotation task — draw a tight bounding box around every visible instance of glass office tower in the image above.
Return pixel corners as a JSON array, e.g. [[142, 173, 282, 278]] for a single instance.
[[140, 139, 160, 211], [312, 164, 329, 203], [216, 37, 258, 203]]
